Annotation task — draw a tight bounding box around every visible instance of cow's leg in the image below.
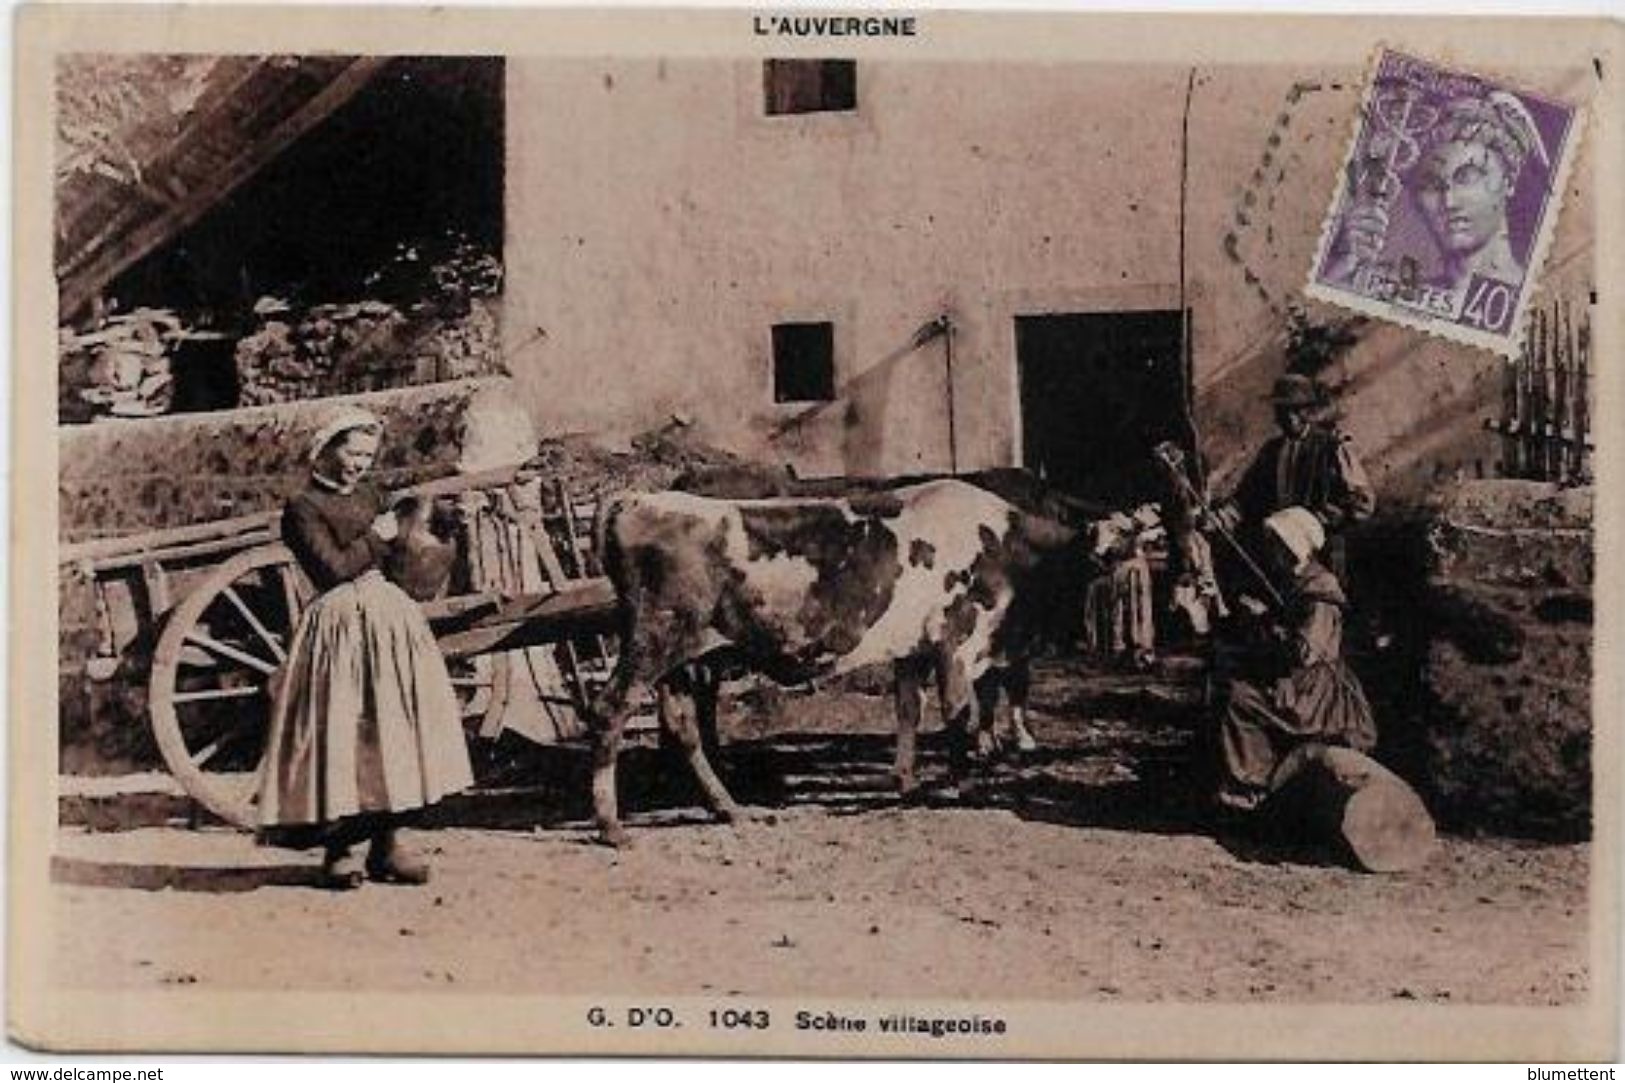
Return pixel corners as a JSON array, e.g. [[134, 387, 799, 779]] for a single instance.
[[1005, 659, 1037, 753], [693, 661, 724, 768], [588, 667, 636, 848], [937, 654, 977, 780], [656, 664, 699, 780], [659, 671, 742, 824], [588, 686, 630, 845], [893, 656, 929, 797], [974, 672, 1005, 762]]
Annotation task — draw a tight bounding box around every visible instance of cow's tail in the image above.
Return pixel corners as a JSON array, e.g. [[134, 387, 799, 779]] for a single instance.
[[584, 492, 634, 729]]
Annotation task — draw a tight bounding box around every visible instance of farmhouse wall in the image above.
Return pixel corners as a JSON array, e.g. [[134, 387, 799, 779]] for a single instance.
[[504, 59, 1596, 503]]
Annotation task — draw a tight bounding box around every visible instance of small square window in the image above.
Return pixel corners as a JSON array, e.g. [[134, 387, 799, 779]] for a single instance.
[[763, 59, 856, 116], [772, 322, 835, 403]]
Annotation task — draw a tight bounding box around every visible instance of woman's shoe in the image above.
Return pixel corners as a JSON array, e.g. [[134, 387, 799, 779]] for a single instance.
[[365, 833, 431, 885], [318, 846, 365, 891]]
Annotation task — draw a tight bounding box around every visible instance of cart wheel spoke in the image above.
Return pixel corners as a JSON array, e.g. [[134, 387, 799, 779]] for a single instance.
[[171, 685, 264, 705], [182, 629, 279, 676], [221, 584, 287, 663], [191, 714, 263, 769]]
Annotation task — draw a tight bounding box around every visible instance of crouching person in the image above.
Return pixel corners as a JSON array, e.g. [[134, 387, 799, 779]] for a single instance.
[[1214, 506, 1376, 813]]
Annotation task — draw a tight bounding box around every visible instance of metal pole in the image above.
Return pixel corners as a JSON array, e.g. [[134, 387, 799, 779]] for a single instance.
[[944, 317, 959, 475], [1178, 66, 1205, 491]]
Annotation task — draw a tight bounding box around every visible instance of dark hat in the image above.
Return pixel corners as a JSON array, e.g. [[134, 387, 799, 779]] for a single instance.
[[1266, 374, 1324, 409]]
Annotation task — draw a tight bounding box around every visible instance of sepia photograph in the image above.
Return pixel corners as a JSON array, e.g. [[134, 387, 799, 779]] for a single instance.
[[8, 6, 1621, 1060]]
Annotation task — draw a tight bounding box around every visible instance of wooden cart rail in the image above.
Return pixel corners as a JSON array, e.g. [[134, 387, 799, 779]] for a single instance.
[[61, 461, 541, 573]]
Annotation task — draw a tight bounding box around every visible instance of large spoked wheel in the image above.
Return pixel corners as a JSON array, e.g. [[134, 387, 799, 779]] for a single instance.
[[148, 543, 509, 829], [148, 544, 306, 828]]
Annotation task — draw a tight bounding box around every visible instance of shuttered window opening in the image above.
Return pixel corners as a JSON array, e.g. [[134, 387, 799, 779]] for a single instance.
[[763, 60, 857, 116], [772, 321, 836, 403]]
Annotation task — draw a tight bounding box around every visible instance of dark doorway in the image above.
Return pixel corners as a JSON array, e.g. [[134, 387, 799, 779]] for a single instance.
[[1015, 310, 1190, 507]]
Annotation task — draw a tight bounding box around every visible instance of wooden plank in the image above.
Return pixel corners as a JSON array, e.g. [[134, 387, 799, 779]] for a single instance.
[[436, 579, 619, 661], [1554, 299, 1570, 483], [139, 561, 173, 620], [1514, 325, 1527, 478], [1576, 310, 1591, 479], [62, 511, 281, 567], [1498, 350, 1517, 476], [1531, 308, 1547, 479], [420, 590, 503, 623], [75, 525, 282, 574], [507, 495, 570, 591]]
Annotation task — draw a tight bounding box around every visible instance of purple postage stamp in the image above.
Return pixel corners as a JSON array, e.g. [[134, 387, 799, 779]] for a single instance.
[[1306, 48, 1582, 356]]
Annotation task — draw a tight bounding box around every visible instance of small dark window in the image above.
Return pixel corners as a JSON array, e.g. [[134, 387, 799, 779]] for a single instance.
[[764, 60, 856, 116], [772, 322, 835, 402]]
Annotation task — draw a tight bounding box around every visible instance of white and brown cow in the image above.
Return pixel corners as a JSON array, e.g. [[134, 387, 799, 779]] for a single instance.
[[585, 479, 1077, 846]]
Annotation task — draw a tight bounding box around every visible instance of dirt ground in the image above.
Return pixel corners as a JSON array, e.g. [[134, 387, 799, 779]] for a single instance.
[[50, 660, 1588, 1004]]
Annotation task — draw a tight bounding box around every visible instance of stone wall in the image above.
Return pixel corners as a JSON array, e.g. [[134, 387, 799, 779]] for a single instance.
[[59, 377, 518, 544], [1417, 480, 1593, 839]]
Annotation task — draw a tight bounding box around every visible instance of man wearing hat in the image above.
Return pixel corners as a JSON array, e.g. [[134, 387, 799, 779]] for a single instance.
[[1216, 373, 1374, 577]]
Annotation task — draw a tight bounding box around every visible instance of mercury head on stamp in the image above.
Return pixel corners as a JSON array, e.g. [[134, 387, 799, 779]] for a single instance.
[[1409, 92, 1548, 297]]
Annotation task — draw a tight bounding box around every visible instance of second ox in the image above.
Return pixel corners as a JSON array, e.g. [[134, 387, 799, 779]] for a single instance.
[[585, 478, 1080, 846]]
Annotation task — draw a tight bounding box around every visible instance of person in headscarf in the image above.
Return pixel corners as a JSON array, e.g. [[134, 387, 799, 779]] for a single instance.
[[1213, 506, 1378, 812], [257, 407, 474, 889], [1217, 373, 1375, 578]]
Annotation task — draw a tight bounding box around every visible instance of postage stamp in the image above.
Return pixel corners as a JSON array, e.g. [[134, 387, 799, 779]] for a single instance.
[[1305, 48, 1583, 356]]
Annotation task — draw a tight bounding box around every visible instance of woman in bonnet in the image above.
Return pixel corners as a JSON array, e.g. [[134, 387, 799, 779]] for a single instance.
[[1214, 506, 1378, 813], [257, 407, 474, 889]]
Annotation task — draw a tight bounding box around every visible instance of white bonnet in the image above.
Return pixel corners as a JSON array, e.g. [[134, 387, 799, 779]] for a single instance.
[[308, 406, 383, 464], [1263, 506, 1325, 569]]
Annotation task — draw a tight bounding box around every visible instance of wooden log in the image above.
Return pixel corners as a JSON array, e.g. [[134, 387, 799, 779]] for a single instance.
[[1271, 744, 1437, 873]]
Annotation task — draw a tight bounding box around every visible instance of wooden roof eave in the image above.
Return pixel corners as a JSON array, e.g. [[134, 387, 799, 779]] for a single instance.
[[56, 56, 393, 324]]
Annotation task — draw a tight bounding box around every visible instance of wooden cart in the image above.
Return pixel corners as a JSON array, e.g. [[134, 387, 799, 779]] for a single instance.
[[61, 464, 621, 828]]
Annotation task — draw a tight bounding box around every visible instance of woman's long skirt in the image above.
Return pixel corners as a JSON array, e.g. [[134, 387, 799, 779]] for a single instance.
[[1219, 659, 1378, 802], [257, 570, 474, 829]]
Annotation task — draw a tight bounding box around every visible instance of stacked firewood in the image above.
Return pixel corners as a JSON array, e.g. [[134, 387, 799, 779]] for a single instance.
[[237, 239, 504, 405], [370, 236, 504, 384], [235, 298, 412, 406], [58, 307, 195, 422], [414, 296, 500, 383]]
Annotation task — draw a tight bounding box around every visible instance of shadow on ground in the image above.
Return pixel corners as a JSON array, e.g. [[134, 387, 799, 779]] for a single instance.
[[58, 656, 1361, 876]]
